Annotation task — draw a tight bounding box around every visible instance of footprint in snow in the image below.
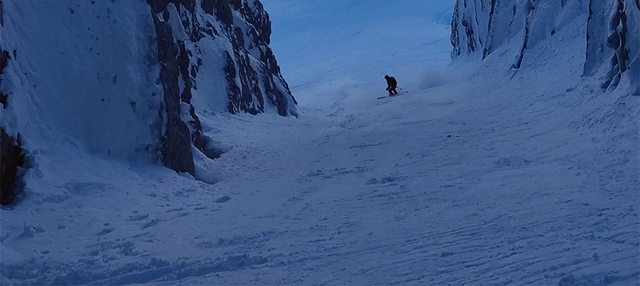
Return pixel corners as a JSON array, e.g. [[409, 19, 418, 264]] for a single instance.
[[95, 228, 115, 236], [216, 195, 231, 203], [366, 176, 407, 185], [127, 214, 149, 221], [140, 219, 161, 230]]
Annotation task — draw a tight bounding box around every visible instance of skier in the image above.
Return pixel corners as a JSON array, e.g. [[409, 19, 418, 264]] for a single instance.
[[384, 75, 398, 95]]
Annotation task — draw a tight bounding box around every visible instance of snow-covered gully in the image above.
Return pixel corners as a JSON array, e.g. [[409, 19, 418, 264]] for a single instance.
[[1, 0, 638, 285]]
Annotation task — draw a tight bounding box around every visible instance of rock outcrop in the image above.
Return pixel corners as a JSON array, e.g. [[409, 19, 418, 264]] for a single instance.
[[0, 128, 24, 206], [0, 0, 297, 204], [1, 29, 24, 205], [146, 0, 298, 175], [584, 0, 640, 91], [450, 0, 639, 92], [0, 0, 23, 205]]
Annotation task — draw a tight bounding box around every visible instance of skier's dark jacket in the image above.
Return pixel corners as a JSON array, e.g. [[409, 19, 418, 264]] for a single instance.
[[386, 76, 397, 87]]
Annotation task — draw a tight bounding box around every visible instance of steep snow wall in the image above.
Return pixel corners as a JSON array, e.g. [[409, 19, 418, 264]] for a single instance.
[[450, 0, 639, 94], [0, 0, 296, 204]]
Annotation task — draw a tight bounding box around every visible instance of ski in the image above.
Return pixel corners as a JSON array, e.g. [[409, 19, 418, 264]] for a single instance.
[[377, 90, 407, 99]]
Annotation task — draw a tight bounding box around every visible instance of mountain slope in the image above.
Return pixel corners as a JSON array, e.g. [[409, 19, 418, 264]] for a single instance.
[[1, 0, 638, 285]]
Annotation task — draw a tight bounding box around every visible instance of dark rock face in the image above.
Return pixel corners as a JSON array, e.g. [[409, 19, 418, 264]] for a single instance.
[[0, 0, 5, 108], [219, 0, 298, 116], [582, 0, 638, 92], [587, 0, 634, 89], [148, 4, 196, 175], [0, 1, 23, 205], [0, 47, 24, 207], [1, 50, 25, 205], [450, 0, 492, 59], [149, 1, 195, 174], [450, 0, 473, 59], [0, 129, 24, 206], [450, 0, 639, 90], [146, 0, 297, 174], [0, 50, 8, 108]]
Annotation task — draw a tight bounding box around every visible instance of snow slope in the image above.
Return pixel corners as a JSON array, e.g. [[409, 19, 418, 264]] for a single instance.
[[1, 0, 639, 285], [0, 0, 162, 162]]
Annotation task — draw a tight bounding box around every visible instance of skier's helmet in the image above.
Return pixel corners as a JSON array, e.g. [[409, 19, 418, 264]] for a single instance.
[[384, 75, 389, 79]]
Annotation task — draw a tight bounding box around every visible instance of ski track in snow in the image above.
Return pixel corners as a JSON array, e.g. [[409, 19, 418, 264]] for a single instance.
[[2, 1, 639, 285], [2, 63, 638, 284]]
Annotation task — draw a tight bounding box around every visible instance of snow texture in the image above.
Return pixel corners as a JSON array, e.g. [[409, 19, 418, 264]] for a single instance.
[[0, 0, 639, 285]]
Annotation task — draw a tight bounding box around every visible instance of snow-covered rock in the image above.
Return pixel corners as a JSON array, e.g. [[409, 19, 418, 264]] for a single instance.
[[147, 0, 298, 174], [584, 0, 640, 93], [0, 0, 297, 204], [451, 0, 639, 93]]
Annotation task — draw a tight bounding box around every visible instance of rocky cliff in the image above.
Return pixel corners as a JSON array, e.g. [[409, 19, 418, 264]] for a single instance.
[[450, 0, 639, 93], [0, 0, 297, 205], [146, 0, 298, 174]]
